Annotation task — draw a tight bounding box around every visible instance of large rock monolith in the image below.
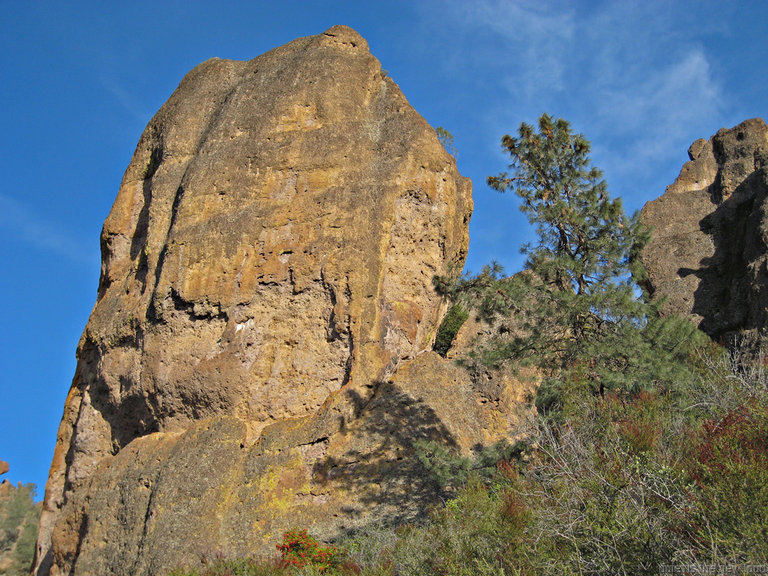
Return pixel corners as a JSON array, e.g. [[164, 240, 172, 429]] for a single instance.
[[33, 26, 531, 576]]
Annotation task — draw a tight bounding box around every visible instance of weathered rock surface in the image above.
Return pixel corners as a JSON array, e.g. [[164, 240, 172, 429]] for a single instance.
[[640, 118, 768, 340], [33, 26, 533, 576], [447, 312, 539, 424]]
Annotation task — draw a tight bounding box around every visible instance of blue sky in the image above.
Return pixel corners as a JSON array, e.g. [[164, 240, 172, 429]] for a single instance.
[[1, 1, 766, 495]]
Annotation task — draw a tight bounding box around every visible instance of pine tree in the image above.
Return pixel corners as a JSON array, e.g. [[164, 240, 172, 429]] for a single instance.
[[490, 115, 639, 291], [446, 114, 706, 408], [488, 113, 646, 347]]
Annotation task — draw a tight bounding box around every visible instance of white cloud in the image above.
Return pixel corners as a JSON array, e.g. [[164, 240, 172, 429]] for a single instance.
[[449, 0, 575, 98], [577, 3, 721, 170], [593, 47, 721, 176], [0, 194, 92, 265], [438, 0, 724, 201], [99, 73, 153, 125]]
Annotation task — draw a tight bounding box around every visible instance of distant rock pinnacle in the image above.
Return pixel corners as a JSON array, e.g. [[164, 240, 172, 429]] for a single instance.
[[641, 118, 768, 341]]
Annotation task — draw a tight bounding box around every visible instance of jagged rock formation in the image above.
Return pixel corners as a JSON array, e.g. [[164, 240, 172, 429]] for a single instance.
[[34, 26, 531, 576], [640, 118, 768, 340]]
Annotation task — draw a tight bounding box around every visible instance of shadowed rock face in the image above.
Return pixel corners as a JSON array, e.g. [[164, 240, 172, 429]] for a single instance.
[[33, 25, 510, 576], [640, 118, 768, 340]]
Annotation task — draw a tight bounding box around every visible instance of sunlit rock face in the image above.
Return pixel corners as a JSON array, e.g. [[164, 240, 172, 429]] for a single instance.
[[33, 25, 509, 576], [640, 118, 768, 341]]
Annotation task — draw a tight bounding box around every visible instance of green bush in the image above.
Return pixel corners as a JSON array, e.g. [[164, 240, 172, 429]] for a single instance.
[[433, 304, 469, 357], [345, 473, 527, 576], [682, 399, 768, 561], [0, 482, 40, 576]]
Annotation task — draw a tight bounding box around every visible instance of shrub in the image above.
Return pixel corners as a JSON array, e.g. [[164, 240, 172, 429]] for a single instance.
[[433, 304, 469, 357], [277, 530, 348, 573], [682, 399, 768, 561], [436, 127, 458, 157], [0, 482, 40, 576], [166, 557, 288, 576]]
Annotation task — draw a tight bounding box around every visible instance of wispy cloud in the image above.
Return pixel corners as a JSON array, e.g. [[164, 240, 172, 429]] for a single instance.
[[466, 0, 576, 97], [594, 47, 720, 181], [436, 1, 724, 201], [0, 194, 93, 266], [574, 3, 722, 184], [99, 73, 153, 125]]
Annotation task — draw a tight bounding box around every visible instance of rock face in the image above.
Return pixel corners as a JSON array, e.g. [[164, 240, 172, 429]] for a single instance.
[[33, 26, 528, 576], [640, 118, 768, 340]]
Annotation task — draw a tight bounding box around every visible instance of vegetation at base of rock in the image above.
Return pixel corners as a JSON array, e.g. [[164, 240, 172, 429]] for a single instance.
[[165, 343, 768, 574], [166, 530, 356, 576], [276, 529, 348, 573], [357, 344, 768, 573], [166, 557, 284, 576], [0, 482, 40, 576], [432, 303, 469, 357]]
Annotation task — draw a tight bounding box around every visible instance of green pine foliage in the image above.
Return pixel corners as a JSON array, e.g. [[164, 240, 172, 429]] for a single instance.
[[433, 304, 469, 357], [438, 114, 708, 407], [487, 114, 642, 298], [0, 482, 40, 576], [486, 114, 648, 356], [435, 126, 458, 157]]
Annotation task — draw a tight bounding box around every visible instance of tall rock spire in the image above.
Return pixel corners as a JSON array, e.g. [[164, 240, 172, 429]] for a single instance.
[[34, 25, 476, 575]]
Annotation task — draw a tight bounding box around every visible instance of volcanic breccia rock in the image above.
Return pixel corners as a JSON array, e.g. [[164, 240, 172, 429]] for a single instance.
[[640, 118, 768, 340], [33, 26, 532, 576]]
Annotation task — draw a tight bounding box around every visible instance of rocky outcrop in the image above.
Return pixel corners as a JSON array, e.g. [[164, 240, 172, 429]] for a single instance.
[[33, 26, 531, 576], [640, 118, 768, 340]]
